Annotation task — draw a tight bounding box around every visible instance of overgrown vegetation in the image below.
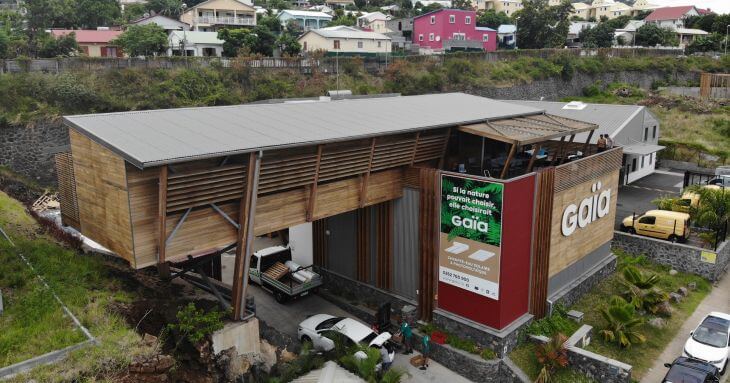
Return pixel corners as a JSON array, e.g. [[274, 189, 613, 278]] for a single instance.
[[0, 54, 727, 127], [419, 323, 497, 360], [167, 302, 227, 345], [0, 191, 154, 378], [524, 305, 579, 338], [509, 342, 597, 383]]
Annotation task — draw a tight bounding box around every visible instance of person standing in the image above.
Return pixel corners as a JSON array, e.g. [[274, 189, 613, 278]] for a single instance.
[[420, 334, 431, 370], [401, 319, 413, 354], [597, 134, 607, 153], [379, 345, 391, 373], [606, 134, 614, 149]]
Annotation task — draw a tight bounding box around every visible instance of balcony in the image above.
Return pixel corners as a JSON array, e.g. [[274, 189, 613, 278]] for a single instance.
[[443, 39, 484, 51], [194, 16, 255, 26]]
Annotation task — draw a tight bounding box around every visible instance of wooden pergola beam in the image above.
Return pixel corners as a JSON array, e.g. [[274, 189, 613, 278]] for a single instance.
[[550, 136, 565, 166], [231, 152, 260, 321], [500, 143, 517, 179], [410, 132, 420, 165], [583, 130, 595, 157], [526, 142, 541, 173], [306, 145, 323, 222], [437, 127, 452, 169], [157, 165, 169, 277], [360, 138, 377, 208], [558, 134, 576, 165]]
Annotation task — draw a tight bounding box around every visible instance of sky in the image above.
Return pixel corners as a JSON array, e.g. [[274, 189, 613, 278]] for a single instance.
[[652, 0, 730, 15]]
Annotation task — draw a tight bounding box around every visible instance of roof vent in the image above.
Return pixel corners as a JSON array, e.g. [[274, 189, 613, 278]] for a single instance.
[[563, 101, 587, 110]]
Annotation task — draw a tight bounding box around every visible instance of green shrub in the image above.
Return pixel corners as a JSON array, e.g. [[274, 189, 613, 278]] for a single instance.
[[526, 306, 578, 337], [599, 296, 646, 348], [167, 303, 226, 344]]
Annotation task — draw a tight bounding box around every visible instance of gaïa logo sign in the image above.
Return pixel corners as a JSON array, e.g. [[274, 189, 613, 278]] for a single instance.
[[561, 181, 611, 237]]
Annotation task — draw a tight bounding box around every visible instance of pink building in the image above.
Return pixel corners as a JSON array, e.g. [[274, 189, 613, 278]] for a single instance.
[[412, 9, 497, 52]]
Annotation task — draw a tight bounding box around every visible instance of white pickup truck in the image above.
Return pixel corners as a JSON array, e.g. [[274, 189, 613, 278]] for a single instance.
[[249, 245, 323, 303]]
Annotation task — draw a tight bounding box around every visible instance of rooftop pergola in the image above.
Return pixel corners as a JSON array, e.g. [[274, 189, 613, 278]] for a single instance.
[[459, 113, 598, 178]]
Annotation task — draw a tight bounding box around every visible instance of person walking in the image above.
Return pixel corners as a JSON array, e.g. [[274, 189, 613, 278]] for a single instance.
[[597, 134, 607, 153], [401, 319, 413, 354], [420, 334, 431, 371]]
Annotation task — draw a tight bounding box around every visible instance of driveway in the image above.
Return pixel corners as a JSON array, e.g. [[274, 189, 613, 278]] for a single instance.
[[220, 252, 474, 383], [640, 273, 730, 383], [615, 171, 684, 229]]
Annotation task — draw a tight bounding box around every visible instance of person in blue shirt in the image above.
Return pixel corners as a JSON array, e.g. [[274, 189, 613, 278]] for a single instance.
[[400, 319, 413, 354]]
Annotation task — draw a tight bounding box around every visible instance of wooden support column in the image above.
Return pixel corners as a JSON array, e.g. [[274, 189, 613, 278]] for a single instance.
[[558, 134, 575, 165], [550, 136, 565, 166], [356, 207, 370, 283], [313, 219, 328, 268], [529, 168, 555, 319], [231, 152, 260, 321], [307, 145, 323, 221], [582, 130, 595, 157], [157, 165, 170, 278], [360, 138, 377, 208], [437, 128, 451, 169], [410, 132, 421, 165], [500, 143, 517, 179], [418, 168, 439, 321], [526, 143, 541, 173], [376, 202, 393, 290]]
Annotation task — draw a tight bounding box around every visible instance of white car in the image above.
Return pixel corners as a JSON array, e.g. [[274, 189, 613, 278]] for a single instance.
[[297, 314, 391, 352], [683, 312, 730, 374]]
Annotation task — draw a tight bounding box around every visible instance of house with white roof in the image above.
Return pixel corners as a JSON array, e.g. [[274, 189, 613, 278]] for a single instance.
[[278, 9, 333, 30], [179, 0, 256, 32], [131, 14, 190, 32], [357, 12, 393, 34], [509, 100, 662, 184], [298, 26, 391, 56], [167, 31, 224, 57], [497, 24, 516, 48]]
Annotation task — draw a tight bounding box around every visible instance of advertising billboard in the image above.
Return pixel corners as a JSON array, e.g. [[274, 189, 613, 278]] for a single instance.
[[439, 174, 503, 300]]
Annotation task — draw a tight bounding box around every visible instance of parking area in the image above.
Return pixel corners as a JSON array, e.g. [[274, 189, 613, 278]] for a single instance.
[[220, 253, 474, 383], [615, 171, 684, 230]]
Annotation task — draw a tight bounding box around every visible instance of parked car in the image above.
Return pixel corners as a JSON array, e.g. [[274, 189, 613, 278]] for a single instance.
[[249, 245, 323, 303], [683, 312, 730, 374], [298, 314, 392, 352], [662, 357, 720, 383], [621, 210, 690, 243]]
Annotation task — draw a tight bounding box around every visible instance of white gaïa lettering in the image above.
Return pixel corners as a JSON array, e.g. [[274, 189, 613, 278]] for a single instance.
[[452, 215, 489, 233], [561, 181, 611, 237]]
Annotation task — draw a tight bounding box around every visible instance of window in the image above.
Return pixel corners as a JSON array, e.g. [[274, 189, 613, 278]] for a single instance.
[[357, 41, 363, 48], [482, 34, 489, 42], [638, 216, 656, 225], [303, 41, 307, 51], [632, 158, 637, 172], [429, 33, 434, 41], [419, 34, 424, 41], [333, 40, 340, 49], [641, 155, 645, 168], [449, 15, 455, 23], [453, 33, 465, 40], [430, 15, 436, 24], [465, 16, 471, 24], [649, 153, 654, 165], [652, 125, 657, 139], [377, 41, 382, 47], [644, 127, 648, 141]]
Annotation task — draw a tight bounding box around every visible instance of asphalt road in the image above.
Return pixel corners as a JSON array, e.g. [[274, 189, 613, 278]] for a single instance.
[[640, 274, 730, 383], [615, 171, 684, 230]]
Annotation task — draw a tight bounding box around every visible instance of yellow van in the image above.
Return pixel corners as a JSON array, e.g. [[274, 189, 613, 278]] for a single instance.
[[621, 210, 690, 243], [675, 185, 722, 213]]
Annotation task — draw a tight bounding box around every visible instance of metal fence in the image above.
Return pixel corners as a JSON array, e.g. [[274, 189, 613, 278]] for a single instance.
[[0, 47, 687, 75]]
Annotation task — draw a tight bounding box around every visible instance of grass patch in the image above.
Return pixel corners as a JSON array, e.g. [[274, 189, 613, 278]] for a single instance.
[[570, 250, 711, 380], [419, 323, 496, 360], [0, 191, 152, 380], [509, 342, 597, 383], [653, 106, 730, 164]]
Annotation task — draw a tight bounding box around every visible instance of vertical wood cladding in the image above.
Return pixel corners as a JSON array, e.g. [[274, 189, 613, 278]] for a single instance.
[[375, 202, 393, 290], [69, 129, 134, 265], [530, 168, 555, 319], [54, 152, 80, 229], [418, 167, 439, 321], [356, 207, 371, 282], [313, 218, 328, 268]]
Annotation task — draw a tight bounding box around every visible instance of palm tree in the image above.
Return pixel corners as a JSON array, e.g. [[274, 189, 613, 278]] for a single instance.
[[535, 333, 569, 383], [600, 296, 646, 348], [686, 185, 730, 247], [621, 265, 668, 314]]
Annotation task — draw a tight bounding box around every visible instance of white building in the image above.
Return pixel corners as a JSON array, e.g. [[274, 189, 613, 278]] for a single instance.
[[131, 14, 190, 32], [277, 10, 333, 30], [167, 31, 224, 57], [298, 26, 391, 55], [497, 24, 516, 48], [357, 12, 393, 34]]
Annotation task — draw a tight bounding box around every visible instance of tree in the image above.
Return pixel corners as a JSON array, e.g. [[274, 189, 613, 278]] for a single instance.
[[686, 33, 724, 54], [687, 186, 730, 248], [258, 14, 283, 33], [620, 265, 668, 315], [25, 0, 76, 54], [451, 0, 472, 11], [534, 333, 569, 383], [75, 0, 121, 28], [579, 23, 614, 48], [604, 14, 631, 29], [218, 26, 277, 57], [514, 0, 571, 49], [37, 32, 78, 57], [113, 24, 168, 56], [146, 0, 184, 17], [477, 9, 511, 29], [0, 30, 9, 59], [122, 3, 148, 23], [634, 23, 677, 47], [277, 32, 301, 56], [599, 296, 646, 348], [632, 10, 651, 20]]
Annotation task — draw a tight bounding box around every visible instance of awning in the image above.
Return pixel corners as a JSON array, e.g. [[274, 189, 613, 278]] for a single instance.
[[459, 113, 597, 146], [621, 143, 665, 156]]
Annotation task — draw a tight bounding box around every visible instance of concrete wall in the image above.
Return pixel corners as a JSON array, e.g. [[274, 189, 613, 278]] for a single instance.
[[566, 325, 632, 383], [612, 231, 730, 282]]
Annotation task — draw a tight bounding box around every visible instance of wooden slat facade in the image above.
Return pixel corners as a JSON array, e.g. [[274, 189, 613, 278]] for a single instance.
[[54, 152, 80, 229], [375, 202, 393, 290], [418, 167, 439, 321], [69, 130, 135, 265], [529, 168, 554, 319]]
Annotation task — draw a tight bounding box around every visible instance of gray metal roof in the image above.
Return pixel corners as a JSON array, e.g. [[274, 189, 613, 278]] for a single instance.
[[65, 93, 543, 169], [622, 143, 665, 156], [507, 100, 646, 143]]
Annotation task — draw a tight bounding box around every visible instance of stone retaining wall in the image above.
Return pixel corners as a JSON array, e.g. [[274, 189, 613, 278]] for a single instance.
[[612, 232, 729, 281], [432, 310, 533, 358], [549, 254, 617, 310], [0, 121, 69, 186], [565, 325, 632, 383]]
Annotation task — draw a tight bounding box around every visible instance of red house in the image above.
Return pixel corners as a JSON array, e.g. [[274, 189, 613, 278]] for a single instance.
[[412, 9, 497, 52], [50, 29, 124, 58]]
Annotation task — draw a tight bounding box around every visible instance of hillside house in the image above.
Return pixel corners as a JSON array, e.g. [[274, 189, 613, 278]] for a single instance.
[[357, 12, 393, 34], [131, 14, 190, 32], [50, 29, 124, 57], [167, 31, 224, 57], [298, 26, 391, 55], [412, 9, 497, 53], [644, 5, 700, 29], [277, 10, 333, 30], [497, 24, 516, 48], [179, 0, 256, 32]]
